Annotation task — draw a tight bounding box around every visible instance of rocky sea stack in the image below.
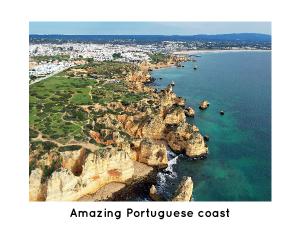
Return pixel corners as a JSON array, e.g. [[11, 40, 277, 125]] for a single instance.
[[199, 100, 210, 110], [149, 185, 163, 201]]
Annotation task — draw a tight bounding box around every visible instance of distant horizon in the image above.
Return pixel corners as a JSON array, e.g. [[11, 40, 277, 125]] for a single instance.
[[29, 32, 271, 36], [29, 22, 271, 35]]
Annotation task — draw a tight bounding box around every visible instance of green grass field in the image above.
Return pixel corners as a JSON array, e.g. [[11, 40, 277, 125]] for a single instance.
[[29, 62, 147, 144], [148, 52, 171, 64]]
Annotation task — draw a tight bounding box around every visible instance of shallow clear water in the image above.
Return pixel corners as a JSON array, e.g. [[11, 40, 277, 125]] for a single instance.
[[152, 51, 271, 201]]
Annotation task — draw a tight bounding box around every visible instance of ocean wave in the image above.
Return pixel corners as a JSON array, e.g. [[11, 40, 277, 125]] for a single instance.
[[156, 152, 179, 196]]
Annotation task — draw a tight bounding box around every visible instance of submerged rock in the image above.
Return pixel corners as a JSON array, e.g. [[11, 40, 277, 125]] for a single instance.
[[172, 176, 193, 201]]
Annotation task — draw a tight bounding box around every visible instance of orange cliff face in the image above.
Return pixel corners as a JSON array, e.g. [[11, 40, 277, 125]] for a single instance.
[[139, 55, 189, 72]]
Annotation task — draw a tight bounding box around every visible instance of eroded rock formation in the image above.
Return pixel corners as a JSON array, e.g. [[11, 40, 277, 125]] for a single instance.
[[29, 168, 46, 201], [199, 100, 210, 110], [138, 139, 168, 168], [46, 147, 135, 201], [149, 185, 162, 201], [166, 123, 208, 157], [164, 107, 186, 125], [172, 176, 193, 201], [184, 107, 195, 117]]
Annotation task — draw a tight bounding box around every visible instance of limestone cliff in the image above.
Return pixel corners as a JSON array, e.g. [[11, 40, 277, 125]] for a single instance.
[[46, 147, 134, 201], [172, 176, 193, 201], [166, 123, 208, 157], [138, 139, 168, 168], [164, 107, 186, 125], [29, 168, 46, 201], [184, 107, 195, 117]]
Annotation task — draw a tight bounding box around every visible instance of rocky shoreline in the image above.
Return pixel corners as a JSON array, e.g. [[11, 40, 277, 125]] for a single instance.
[[29, 55, 208, 201]]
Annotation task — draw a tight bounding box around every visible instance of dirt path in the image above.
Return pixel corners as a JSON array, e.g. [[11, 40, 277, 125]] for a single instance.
[[31, 130, 99, 152]]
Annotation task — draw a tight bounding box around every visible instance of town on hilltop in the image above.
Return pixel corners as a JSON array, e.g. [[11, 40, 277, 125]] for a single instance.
[[29, 35, 271, 83]]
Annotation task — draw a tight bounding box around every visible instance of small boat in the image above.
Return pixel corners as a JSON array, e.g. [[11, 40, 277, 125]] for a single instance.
[[171, 80, 175, 86], [193, 66, 197, 70]]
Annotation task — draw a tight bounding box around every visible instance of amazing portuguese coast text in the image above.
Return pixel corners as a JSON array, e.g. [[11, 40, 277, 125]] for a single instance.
[[70, 208, 230, 220]]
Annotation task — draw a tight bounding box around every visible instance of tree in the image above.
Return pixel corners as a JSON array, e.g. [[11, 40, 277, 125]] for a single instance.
[[112, 53, 122, 59], [86, 58, 94, 63]]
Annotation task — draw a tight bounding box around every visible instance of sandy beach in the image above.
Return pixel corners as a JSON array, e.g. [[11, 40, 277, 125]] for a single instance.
[[173, 49, 271, 55]]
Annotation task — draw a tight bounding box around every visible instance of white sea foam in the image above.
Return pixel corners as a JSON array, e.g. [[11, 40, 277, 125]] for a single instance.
[[164, 156, 178, 178], [156, 151, 179, 195]]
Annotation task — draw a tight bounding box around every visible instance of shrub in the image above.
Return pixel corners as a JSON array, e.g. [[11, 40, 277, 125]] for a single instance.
[[58, 145, 82, 152], [41, 157, 62, 183], [29, 128, 39, 138], [29, 160, 36, 175]]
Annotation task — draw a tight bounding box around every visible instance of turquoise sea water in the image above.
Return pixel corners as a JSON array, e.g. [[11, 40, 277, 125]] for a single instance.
[[152, 51, 271, 201]]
